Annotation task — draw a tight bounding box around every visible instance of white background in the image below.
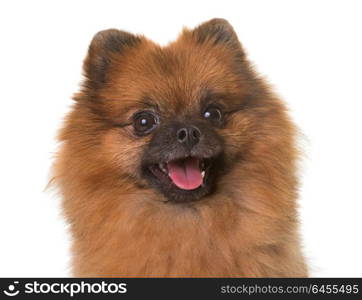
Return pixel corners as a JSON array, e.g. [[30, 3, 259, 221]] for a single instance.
[[0, 0, 361, 277]]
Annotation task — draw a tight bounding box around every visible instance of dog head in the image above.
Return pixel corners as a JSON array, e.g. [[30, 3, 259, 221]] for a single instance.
[[62, 19, 288, 204]]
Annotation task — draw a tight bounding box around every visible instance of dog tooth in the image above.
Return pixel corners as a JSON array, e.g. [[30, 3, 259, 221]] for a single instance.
[[159, 162, 168, 173], [201, 171, 205, 178]]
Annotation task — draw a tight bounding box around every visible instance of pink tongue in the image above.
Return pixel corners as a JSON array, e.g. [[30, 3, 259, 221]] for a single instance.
[[167, 157, 203, 190]]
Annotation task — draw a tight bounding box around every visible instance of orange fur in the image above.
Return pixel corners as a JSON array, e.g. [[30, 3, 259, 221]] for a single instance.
[[53, 19, 308, 277]]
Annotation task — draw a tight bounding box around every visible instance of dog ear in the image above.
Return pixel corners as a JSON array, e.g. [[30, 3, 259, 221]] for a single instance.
[[83, 29, 142, 88], [190, 18, 244, 56]]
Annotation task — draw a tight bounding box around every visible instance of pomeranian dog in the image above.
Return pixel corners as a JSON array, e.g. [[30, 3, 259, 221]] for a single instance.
[[53, 18, 308, 277]]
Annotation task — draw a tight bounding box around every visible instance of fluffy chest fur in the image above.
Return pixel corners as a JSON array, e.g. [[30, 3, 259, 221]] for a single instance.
[[56, 145, 307, 277]]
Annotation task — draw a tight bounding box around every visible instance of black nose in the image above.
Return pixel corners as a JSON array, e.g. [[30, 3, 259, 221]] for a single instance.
[[177, 126, 201, 149]]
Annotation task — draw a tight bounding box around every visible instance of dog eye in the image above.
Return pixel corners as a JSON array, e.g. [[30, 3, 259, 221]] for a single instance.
[[203, 106, 222, 124], [133, 111, 159, 135]]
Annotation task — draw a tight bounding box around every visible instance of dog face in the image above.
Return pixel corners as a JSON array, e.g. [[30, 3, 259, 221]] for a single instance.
[[67, 19, 274, 203]]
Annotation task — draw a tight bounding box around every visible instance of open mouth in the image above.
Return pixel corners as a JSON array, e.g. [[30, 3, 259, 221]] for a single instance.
[[148, 157, 211, 191]]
